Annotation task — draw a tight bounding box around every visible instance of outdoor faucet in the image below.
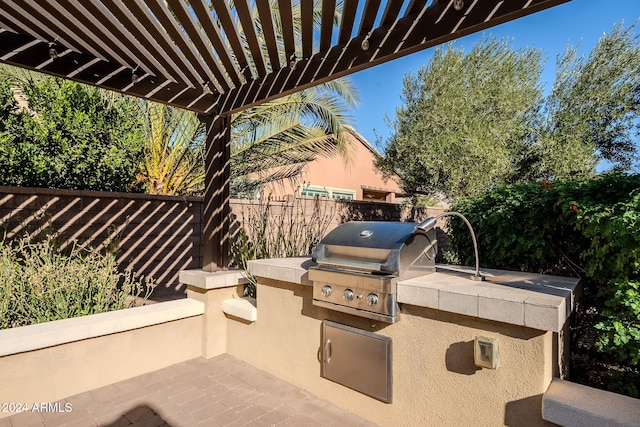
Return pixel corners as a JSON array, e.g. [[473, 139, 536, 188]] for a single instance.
[[415, 212, 485, 281]]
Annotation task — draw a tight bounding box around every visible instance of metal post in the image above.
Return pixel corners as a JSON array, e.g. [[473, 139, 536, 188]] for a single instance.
[[200, 114, 231, 272]]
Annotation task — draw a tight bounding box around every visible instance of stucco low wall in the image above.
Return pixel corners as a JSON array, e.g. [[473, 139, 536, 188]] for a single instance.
[[0, 300, 204, 420], [543, 378, 640, 427], [225, 278, 557, 427]]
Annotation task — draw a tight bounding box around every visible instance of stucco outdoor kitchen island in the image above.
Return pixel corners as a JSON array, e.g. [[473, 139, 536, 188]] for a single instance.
[[184, 257, 580, 427]]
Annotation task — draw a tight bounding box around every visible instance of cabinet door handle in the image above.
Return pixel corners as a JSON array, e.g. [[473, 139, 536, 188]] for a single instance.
[[325, 339, 332, 363]]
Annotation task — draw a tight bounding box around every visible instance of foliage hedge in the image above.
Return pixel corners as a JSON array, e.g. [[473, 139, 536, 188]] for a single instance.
[[448, 173, 640, 397], [0, 75, 145, 192]]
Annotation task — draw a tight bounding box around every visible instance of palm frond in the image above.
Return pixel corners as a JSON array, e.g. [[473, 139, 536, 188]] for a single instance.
[[139, 102, 205, 195], [229, 74, 358, 194]]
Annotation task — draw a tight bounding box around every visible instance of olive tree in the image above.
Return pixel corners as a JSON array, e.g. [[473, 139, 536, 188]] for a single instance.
[[378, 22, 640, 200], [539, 22, 640, 177], [377, 38, 544, 199]]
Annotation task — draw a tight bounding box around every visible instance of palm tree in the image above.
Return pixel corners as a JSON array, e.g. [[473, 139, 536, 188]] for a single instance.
[[140, 0, 357, 197], [137, 77, 357, 197], [136, 102, 205, 196]]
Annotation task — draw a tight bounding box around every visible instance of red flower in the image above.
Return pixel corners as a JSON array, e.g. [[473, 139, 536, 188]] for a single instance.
[[571, 204, 579, 212]]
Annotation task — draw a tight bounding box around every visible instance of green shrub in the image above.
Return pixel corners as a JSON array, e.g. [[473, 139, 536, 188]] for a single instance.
[[448, 173, 640, 397], [0, 75, 145, 192], [448, 181, 567, 274], [595, 280, 640, 362], [0, 233, 155, 329]]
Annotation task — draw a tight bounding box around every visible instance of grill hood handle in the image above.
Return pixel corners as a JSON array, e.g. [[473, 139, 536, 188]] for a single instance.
[[415, 217, 438, 234]]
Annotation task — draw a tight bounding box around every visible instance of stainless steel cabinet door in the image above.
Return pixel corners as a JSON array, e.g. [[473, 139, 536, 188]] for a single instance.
[[321, 320, 392, 403]]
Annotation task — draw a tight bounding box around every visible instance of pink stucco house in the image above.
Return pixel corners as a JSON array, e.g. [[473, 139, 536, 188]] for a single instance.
[[266, 128, 404, 202]]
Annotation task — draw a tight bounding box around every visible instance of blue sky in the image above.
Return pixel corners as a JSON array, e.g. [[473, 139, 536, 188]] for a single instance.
[[349, 0, 640, 148]]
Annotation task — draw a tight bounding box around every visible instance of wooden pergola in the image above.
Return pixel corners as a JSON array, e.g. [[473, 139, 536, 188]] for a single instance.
[[0, 0, 569, 271]]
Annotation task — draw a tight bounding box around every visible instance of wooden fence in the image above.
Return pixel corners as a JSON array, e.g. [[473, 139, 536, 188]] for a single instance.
[[0, 187, 445, 299]]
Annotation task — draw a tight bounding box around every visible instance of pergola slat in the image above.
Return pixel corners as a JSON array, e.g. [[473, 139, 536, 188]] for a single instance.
[[255, 1, 281, 72], [404, 0, 429, 17], [338, 0, 359, 44], [114, 1, 203, 89], [380, 0, 406, 26], [144, 0, 222, 92], [94, 0, 188, 84], [186, 7, 240, 88], [165, 0, 234, 90], [278, 0, 297, 62], [52, 0, 166, 78], [30, 0, 135, 69], [72, 1, 170, 79], [3, 1, 103, 62], [320, 0, 336, 51], [233, 0, 267, 76], [0, 29, 216, 114], [210, 0, 252, 82], [0, 5, 44, 40], [358, 0, 382, 36], [300, 0, 314, 59]]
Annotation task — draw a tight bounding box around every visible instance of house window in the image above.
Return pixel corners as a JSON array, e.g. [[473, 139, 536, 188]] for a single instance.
[[301, 187, 329, 197], [331, 190, 355, 200], [301, 185, 355, 200]]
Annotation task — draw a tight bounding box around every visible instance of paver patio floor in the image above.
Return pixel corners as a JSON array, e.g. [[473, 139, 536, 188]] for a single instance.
[[2, 354, 376, 427]]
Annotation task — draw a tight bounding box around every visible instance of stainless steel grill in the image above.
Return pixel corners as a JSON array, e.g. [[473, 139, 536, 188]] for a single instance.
[[310, 221, 438, 323]]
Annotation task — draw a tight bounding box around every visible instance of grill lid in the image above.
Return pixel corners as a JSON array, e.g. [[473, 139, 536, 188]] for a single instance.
[[312, 221, 436, 275]]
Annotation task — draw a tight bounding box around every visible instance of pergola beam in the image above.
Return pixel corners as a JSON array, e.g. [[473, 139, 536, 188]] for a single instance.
[[201, 115, 231, 272]]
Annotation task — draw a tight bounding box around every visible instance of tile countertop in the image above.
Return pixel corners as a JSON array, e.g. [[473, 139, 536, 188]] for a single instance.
[[246, 258, 581, 332]]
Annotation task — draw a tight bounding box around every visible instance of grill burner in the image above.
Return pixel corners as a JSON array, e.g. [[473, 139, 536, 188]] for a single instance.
[[310, 221, 438, 323]]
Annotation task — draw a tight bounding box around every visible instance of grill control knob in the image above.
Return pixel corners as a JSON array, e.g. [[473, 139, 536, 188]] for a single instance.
[[343, 289, 354, 302], [321, 285, 332, 297], [367, 293, 379, 306]]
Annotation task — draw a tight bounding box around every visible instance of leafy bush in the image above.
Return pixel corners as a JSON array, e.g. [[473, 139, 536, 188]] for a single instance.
[[0, 233, 156, 329], [595, 280, 640, 365], [449, 181, 567, 274], [0, 75, 145, 192], [448, 173, 640, 396]]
